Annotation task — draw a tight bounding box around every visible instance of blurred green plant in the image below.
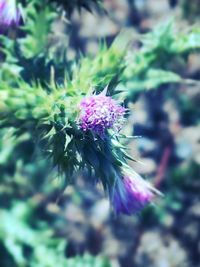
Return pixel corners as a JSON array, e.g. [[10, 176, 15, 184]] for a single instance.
[[0, 201, 110, 267], [122, 21, 200, 98]]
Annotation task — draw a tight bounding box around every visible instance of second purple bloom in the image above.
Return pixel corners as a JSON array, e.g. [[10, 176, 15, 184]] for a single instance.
[[0, 0, 21, 30], [110, 172, 155, 215]]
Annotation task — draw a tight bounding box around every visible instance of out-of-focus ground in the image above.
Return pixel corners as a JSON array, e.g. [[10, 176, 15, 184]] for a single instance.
[[46, 1, 200, 267]]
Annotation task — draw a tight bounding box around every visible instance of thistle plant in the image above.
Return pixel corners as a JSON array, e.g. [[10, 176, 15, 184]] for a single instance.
[[0, 0, 200, 265], [0, 49, 157, 217], [1, 0, 200, 219]]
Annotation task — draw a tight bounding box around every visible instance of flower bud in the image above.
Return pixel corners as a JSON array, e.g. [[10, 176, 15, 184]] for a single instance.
[[79, 93, 126, 135], [110, 172, 156, 215]]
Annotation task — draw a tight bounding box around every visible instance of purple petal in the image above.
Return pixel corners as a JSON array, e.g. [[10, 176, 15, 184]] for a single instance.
[[79, 92, 126, 135], [0, 0, 21, 30], [110, 173, 155, 215]]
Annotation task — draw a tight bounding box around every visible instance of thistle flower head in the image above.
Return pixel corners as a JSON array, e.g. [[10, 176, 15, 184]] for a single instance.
[[79, 92, 126, 135], [110, 172, 156, 215], [0, 0, 21, 29]]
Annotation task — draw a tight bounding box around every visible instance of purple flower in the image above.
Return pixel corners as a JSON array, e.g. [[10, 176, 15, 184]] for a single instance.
[[110, 172, 155, 215], [0, 0, 21, 29], [79, 93, 126, 135]]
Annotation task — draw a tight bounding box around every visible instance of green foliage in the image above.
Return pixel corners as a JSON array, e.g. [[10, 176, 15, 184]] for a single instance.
[[0, 201, 110, 267], [0, 80, 51, 127], [20, 3, 56, 58], [70, 43, 125, 94], [0, 1, 57, 82], [123, 21, 200, 95], [0, 28, 132, 188]]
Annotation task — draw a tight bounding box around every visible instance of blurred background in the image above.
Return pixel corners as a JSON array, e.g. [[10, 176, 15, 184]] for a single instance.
[[0, 0, 200, 267]]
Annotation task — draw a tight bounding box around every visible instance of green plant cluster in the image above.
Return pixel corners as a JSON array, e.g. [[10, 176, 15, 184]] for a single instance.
[[0, 201, 110, 267], [122, 21, 200, 95]]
